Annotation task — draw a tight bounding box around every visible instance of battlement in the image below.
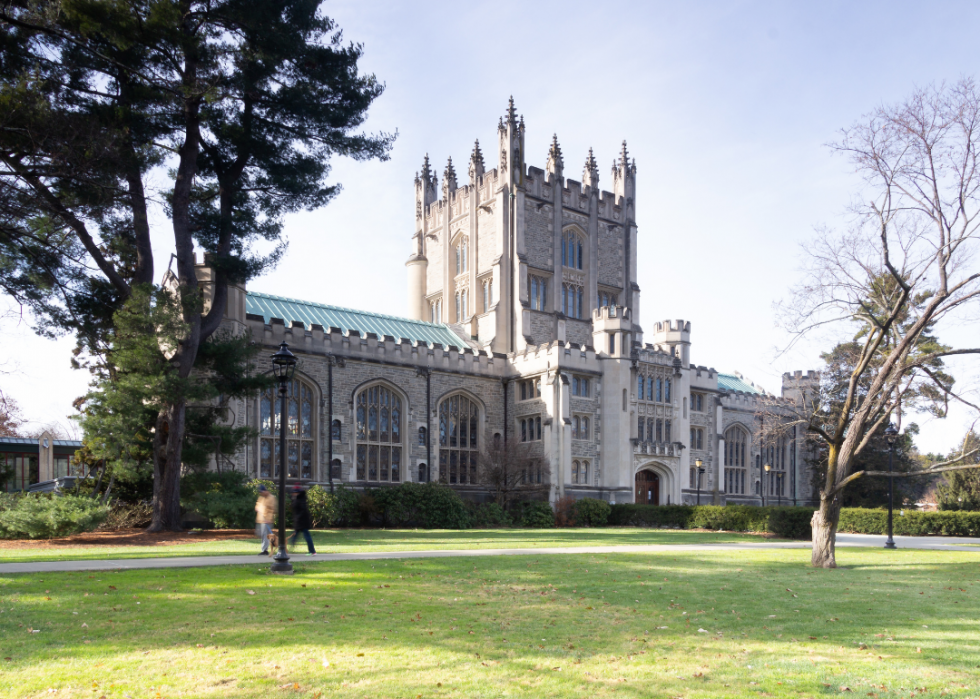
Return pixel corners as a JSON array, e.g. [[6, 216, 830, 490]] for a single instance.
[[653, 319, 691, 334], [245, 314, 507, 378], [782, 369, 820, 383], [593, 305, 631, 322]]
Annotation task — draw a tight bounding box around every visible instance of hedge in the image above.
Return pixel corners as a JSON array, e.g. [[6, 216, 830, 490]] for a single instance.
[[608, 504, 813, 539], [838, 508, 980, 537]]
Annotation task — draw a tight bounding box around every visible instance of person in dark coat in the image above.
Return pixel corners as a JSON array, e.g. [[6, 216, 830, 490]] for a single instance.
[[289, 485, 316, 555]]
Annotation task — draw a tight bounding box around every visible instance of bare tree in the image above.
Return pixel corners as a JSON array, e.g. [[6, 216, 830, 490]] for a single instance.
[[0, 389, 24, 437], [478, 437, 551, 510], [779, 80, 980, 567]]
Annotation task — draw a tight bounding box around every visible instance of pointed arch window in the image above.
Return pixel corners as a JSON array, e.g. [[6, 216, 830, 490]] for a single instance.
[[562, 230, 584, 270], [259, 378, 316, 480], [439, 394, 479, 485], [455, 238, 468, 275], [355, 384, 403, 483], [724, 426, 747, 495]]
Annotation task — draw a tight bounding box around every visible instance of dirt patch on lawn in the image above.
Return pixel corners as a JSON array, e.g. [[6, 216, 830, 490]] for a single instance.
[[0, 528, 255, 550]]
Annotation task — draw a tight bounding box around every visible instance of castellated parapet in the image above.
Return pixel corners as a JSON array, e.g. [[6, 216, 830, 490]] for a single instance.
[[781, 369, 821, 404], [651, 319, 691, 365]]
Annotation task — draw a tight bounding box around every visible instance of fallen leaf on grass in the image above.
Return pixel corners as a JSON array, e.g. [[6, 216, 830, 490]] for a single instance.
[[840, 686, 852, 692], [247, 590, 255, 596]]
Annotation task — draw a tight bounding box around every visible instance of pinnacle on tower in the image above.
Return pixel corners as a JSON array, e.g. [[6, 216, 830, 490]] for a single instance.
[[442, 157, 458, 198], [546, 133, 564, 179], [420, 154, 433, 184], [619, 140, 630, 168], [583, 147, 599, 188], [506, 96, 518, 126], [469, 139, 485, 181]]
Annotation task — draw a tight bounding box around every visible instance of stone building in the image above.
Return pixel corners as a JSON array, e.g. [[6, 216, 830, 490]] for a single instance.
[[212, 98, 819, 507]]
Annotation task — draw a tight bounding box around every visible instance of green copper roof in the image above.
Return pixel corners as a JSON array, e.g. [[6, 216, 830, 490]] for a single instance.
[[717, 373, 763, 394], [245, 292, 468, 348]]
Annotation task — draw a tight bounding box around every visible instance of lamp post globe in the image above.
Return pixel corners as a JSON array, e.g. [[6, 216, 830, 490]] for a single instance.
[[884, 424, 899, 550], [271, 342, 297, 574]]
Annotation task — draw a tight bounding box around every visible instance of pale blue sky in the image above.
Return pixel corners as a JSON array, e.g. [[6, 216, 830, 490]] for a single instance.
[[4, 0, 978, 452]]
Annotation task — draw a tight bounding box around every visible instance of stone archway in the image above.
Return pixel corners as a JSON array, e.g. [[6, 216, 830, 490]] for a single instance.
[[635, 469, 660, 505]]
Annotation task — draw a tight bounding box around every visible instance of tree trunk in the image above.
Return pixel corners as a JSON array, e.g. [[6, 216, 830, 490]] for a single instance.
[[148, 400, 186, 532], [811, 499, 841, 568]]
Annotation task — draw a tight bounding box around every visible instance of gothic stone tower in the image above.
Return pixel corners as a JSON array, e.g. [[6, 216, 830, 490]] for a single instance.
[[406, 97, 640, 355]]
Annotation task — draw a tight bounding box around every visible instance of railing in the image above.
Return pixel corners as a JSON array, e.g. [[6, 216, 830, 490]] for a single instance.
[[634, 441, 676, 457]]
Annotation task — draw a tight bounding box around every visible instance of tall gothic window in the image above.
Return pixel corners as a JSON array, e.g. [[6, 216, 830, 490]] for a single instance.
[[455, 238, 468, 275], [439, 394, 479, 484], [530, 275, 547, 311], [665, 379, 672, 403], [572, 460, 590, 485], [724, 426, 747, 495], [562, 283, 583, 318], [355, 384, 402, 483], [562, 230, 584, 270], [259, 378, 315, 480]]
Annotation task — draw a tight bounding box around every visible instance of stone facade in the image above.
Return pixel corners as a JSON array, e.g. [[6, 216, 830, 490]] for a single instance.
[[212, 98, 819, 508]]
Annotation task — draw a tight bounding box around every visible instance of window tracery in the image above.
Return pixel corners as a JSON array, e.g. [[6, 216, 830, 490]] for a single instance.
[[724, 426, 748, 495], [355, 384, 403, 483], [259, 378, 316, 480], [439, 394, 479, 485]]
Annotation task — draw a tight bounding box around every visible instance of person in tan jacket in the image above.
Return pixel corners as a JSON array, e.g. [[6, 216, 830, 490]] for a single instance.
[[255, 485, 277, 554]]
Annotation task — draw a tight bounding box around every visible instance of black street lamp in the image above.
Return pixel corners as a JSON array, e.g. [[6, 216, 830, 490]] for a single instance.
[[271, 341, 297, 574], [695, 458, 705, 505], [884, 423, 898, 550], [762, 463, 770, 507], [694, 459, 704, 505]]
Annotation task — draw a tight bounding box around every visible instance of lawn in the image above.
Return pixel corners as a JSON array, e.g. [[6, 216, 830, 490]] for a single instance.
[[0, 528, 770, 564], [2, 548, 978, 698]]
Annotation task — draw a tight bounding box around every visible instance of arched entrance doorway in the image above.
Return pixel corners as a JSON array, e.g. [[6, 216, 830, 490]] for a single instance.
[[635, 469, 660, 505]]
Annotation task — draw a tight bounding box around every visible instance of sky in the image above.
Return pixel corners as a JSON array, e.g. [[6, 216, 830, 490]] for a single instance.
[[2, 0, 978, 453]]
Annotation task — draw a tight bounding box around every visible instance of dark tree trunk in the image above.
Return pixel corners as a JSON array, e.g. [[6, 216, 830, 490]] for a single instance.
[[148, 401, 186, 532]]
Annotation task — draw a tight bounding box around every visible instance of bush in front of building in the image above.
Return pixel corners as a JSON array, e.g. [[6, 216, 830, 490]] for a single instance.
[[370, 482, 472, 529], [838, 508, 980, 536], [572, 497, 612, 527], [607, 503, 814, 539], [0, 492, 110, 539], [466, 501, 512, 527], [607, 504, 693, 528], [518, 500, 555, 528], [181, 471, 257, 529], [766, 507, 813, 539]]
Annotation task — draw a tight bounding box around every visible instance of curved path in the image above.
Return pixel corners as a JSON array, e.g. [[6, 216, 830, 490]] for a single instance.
[[0, 533, 976, 575]]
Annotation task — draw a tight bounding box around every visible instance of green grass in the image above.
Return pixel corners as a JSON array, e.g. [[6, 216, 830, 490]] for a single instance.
[[2, 548, 979, 698], [0, 528, 770, 563]]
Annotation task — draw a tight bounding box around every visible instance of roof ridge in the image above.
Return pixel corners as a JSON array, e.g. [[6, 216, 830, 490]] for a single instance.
[[246, 291, 451, 331]]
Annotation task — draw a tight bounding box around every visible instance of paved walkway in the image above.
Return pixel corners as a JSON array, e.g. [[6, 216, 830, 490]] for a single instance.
[[1, 533, 976, 575]]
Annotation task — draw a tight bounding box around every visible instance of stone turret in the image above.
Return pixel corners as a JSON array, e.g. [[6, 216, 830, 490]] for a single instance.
[[406, 154, 437, 321], [651, 319, 691, 365]]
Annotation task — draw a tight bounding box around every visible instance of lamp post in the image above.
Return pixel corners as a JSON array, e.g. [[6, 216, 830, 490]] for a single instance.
[[763, 463, 770, 507], [884, 424, 898, 550], [695, 458, 705, 505], [271, 341, 297, 574]]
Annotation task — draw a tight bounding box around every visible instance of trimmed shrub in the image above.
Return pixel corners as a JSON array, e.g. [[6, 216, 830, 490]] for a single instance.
[[608, 504, 693, 528], [331, 485, 364, 527], [838, 508, 980, 537], [518, 500, 555, 528], [0, 493, 109, 539], [768, 507, 813, 539], [467, 502, 512, 528], [572, 497, 611, 527], [370, 483, 472, 529]]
